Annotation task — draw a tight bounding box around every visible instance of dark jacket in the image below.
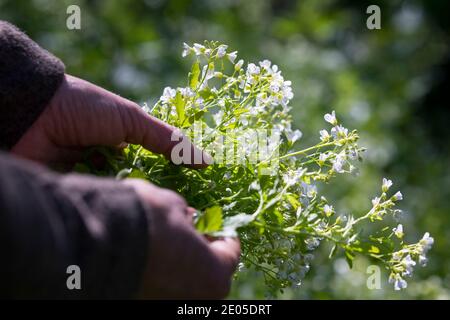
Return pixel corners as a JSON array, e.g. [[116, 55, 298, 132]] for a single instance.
[[0, 20, 149, 299]]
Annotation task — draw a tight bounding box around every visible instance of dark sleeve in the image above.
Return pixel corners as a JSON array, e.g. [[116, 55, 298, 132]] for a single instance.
[[0, 152, 149, 299], [0, 20, 65, 150]]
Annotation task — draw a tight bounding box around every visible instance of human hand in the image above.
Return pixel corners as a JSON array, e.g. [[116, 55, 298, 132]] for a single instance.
[[11, 74, 211, 168], [124, 179, 240, 299]]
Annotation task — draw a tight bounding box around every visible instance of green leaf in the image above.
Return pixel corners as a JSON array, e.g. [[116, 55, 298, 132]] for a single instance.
[[128, 169, 147, 179], [344, 250, 355, 268], [233, 108, 249, 116], [199, 87, 214, 100], [189, 60, 201, 89], [269, 208, 284, 225], [195, 206, 223, 234], [188, 110, 205, 124], [116, 168, 148, 180], [368, 245, 380, 254], [174, 90, 186, 126], [286, 193, 300, 210]]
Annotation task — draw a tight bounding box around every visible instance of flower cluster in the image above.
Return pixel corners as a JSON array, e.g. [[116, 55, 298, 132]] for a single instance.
[[89, 41, 433, 295], [388, 232, 434, 290]]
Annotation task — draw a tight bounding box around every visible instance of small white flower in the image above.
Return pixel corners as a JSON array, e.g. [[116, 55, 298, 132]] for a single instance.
[[287, 129, 302, 143], [217, 44, 228, 58], [419, 232, 434, 253], [393, 224, 404, 239], [160, 86, 176, 104], [331, 125, 348, 139], [332, 153, 346, 173], [304, 183, 317, 198], [382, 178, 393, 192], [249, 181, 260, 191], [392, 251, 402, 261], [419, 255, 428, 267], [323, 204, 333, 217], [235, 59, 244, 71], [324, 110, 337, 125], [247, 63, 260, 75], [402, 254, 416, 277], [394, 278, 407, 290], [319, 153, 329, 163], [392, 191, 403, 201], [404, 254, 416, 266], [371, 196, 381, 206], [227, 51, 238, 63], [182, 42, 192, 57], [193, 98, 204, 111], [269, 83, 280, 93], [259, 59, 272, 70], [348, 149, 358, 160], [319, 129, 331, 141], [179, 87, 195, 98], [193, 43, 206, 55], [283, 169, 304, 186]]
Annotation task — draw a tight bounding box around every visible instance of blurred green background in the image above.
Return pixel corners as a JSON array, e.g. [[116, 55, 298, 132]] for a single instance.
[[2, 0, 449, 299]]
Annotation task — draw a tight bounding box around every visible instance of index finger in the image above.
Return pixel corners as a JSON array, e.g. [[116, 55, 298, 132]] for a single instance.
[[122, 101, 213, 169]]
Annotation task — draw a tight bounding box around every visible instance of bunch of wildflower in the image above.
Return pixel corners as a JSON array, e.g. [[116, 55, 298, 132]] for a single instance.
[[96, 41, 432, 295]]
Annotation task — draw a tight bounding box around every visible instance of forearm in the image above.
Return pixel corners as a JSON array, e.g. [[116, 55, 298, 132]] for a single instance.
[[0, 152, 149, 299], [0, 20, 65, 149]]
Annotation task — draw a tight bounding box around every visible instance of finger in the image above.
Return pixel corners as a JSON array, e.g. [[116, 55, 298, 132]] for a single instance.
[[13, 136, 84, 167], [209, 237, 241, 273], [186, 207, 196, 224], [121, 102, 213, 169], [115, 142, 129, 149], [59, 76, 213, 169]]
